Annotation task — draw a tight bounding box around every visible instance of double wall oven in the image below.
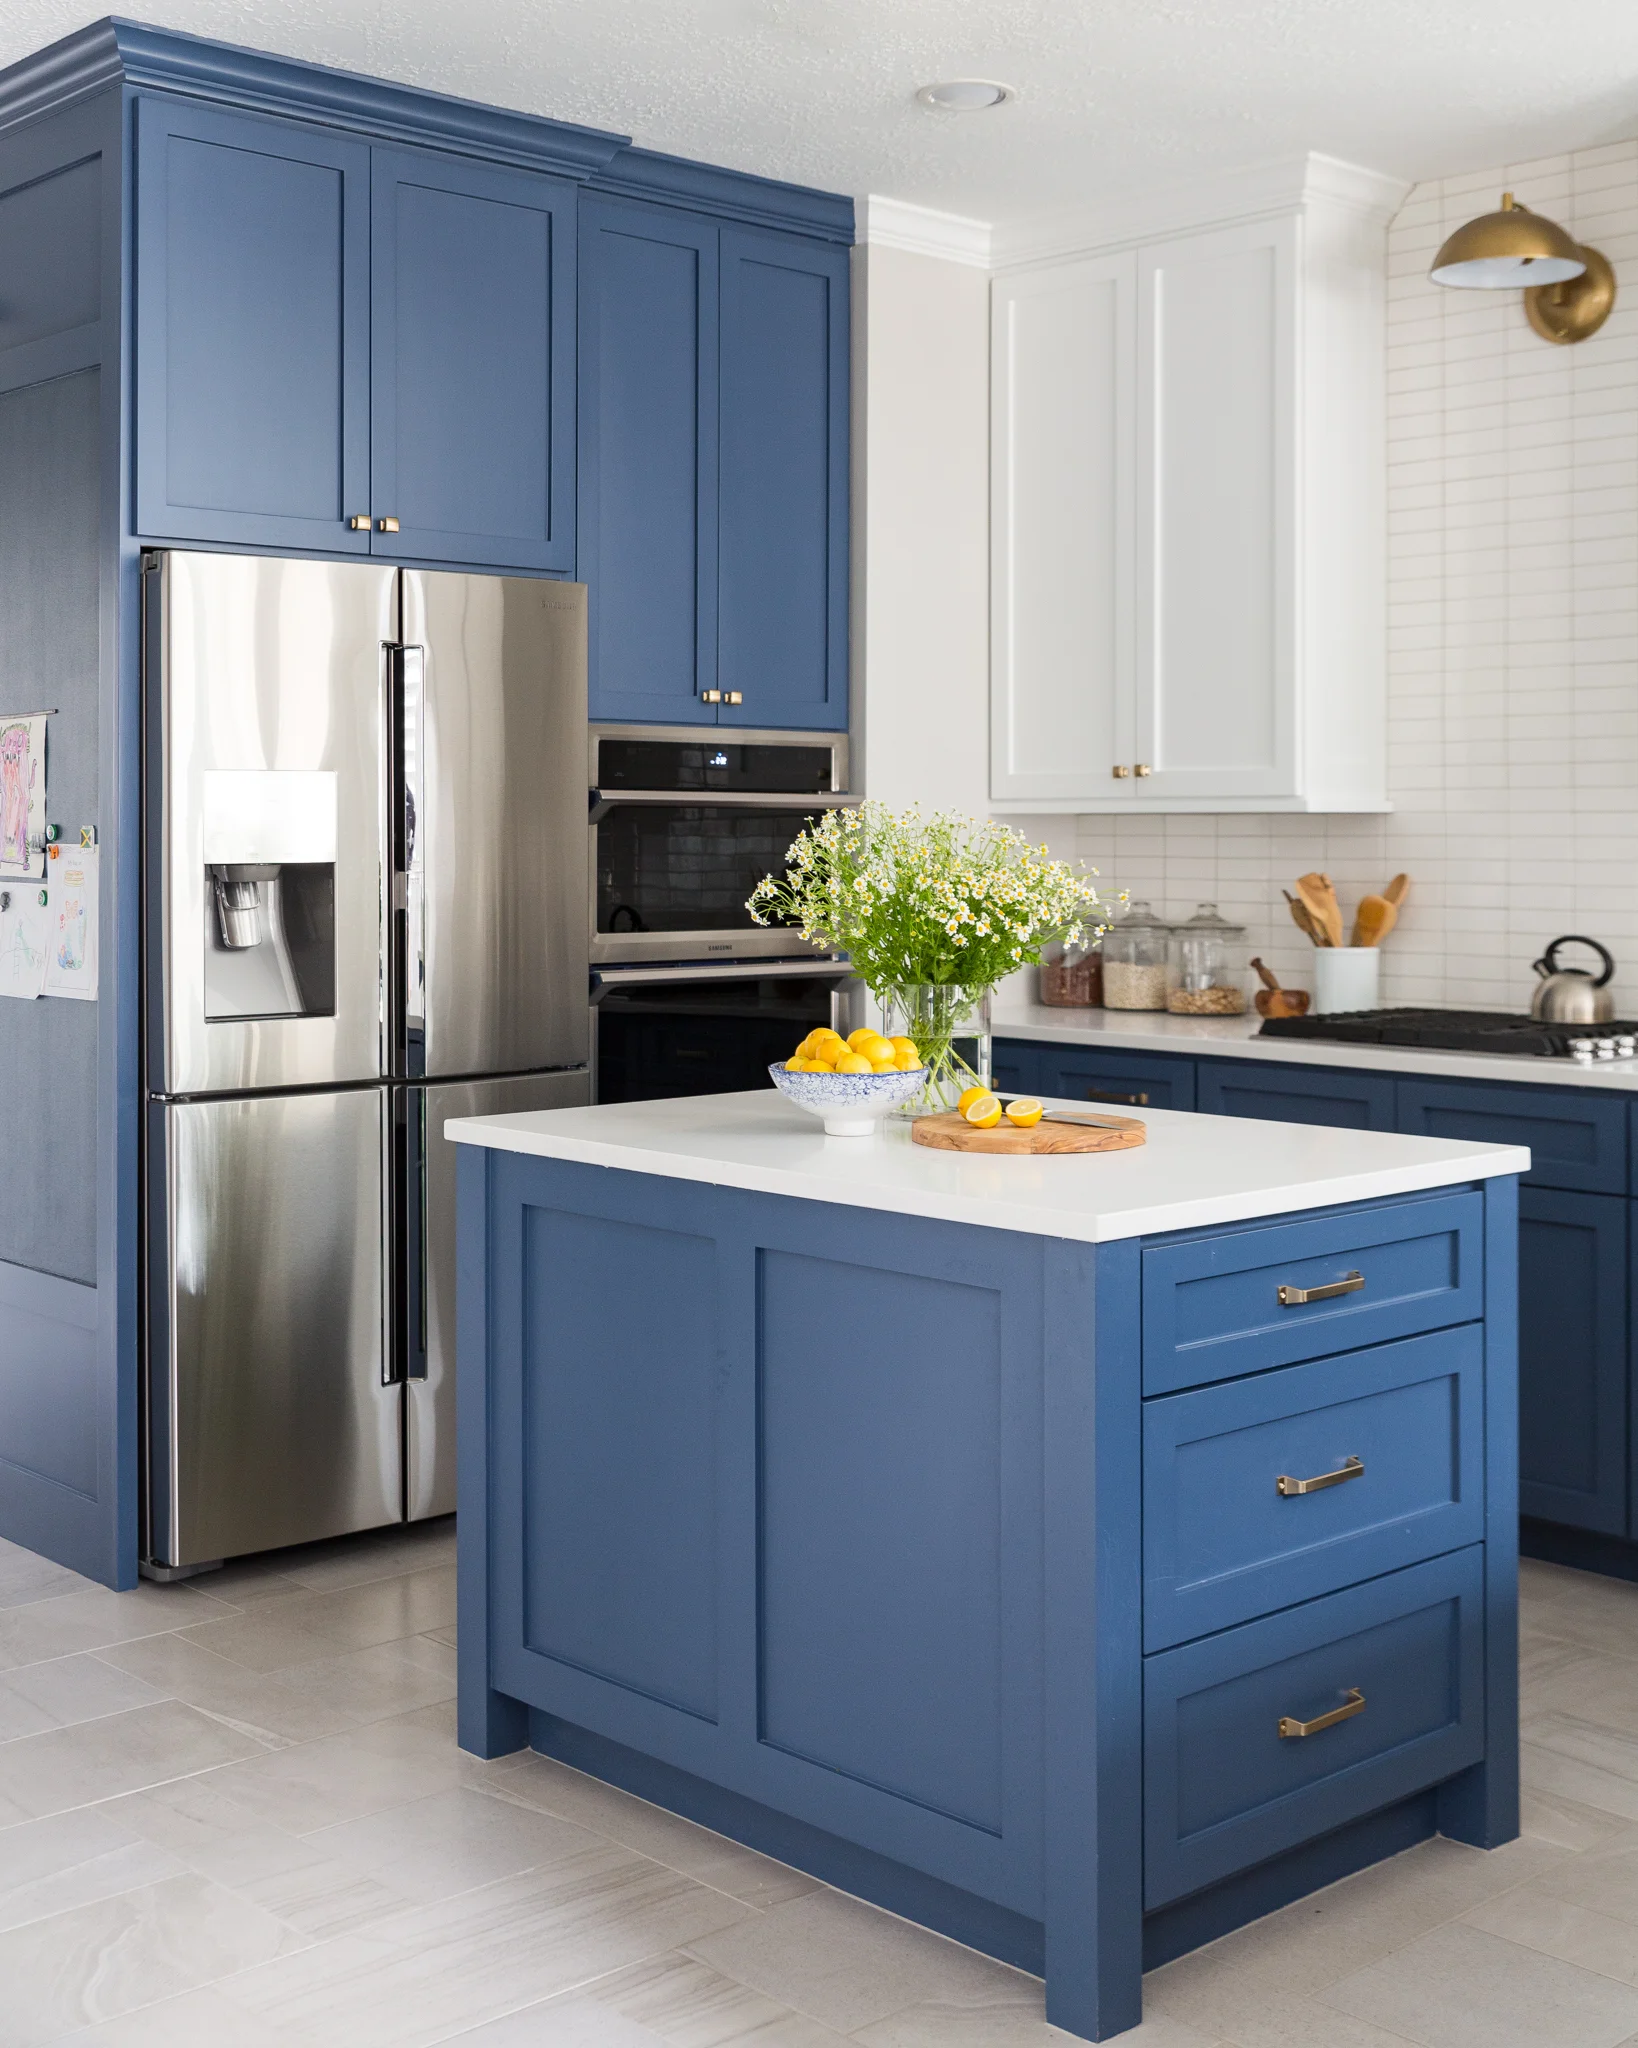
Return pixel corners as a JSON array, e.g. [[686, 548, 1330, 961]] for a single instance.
[[589, 726, 861, 1100]]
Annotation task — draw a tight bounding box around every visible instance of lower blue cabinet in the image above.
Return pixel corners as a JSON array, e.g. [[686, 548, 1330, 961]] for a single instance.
[[1197, 1060, 1396, 1131], [1034, 1046, 1196, 1112], [1398, 1079, 1628, 1197], [1517, 1187, 1628, 1535], [990, 1039, 1042, 1096], [1143, 1545, 1486, 1907]]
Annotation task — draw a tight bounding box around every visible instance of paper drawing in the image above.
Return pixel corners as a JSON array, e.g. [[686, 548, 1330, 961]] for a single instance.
[[0, 714, 47, 878], [43, 842, 97, 1001], [0, 881, 48, 999]]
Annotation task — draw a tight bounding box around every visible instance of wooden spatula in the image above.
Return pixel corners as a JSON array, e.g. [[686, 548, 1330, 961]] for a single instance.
[[1283, 889, 1330, 946], [1384, 873, 1410, 909], [1352, 894, 1397, 947], [1296, 872, 1344, 949]]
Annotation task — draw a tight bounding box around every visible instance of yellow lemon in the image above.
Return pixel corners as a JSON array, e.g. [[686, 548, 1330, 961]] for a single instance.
[[892, 1047, 923, 1072], [784, 1056, 803, 1071], [1005, 1097, 1046, 1128], [847, 1027, 891, 1053], [869, 1056, 898, 1074], [834, 1050, 873, 1074], [889, 1036, 920, 1062], [805, 1056, 835, 1072], [961, 1091, 1003, 1129], [957, 1085, 991, 1114]]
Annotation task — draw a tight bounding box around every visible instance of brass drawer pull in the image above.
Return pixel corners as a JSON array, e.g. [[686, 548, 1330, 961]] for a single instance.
[[1279, 1687, 1365, 1739], [1088, 1088, 1149, 1107], [1277, 1455, 1363, 1498], [1278, 1269, 1363, 1307]]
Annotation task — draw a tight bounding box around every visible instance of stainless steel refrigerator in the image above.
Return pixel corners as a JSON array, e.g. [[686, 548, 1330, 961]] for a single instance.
[[142, 551, 589, 1573]]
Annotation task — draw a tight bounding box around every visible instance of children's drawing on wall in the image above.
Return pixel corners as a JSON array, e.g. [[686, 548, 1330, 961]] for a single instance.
[[0, 713, 48, 878], [0, 882, 48, 999], [43, 842, 97, 1000]]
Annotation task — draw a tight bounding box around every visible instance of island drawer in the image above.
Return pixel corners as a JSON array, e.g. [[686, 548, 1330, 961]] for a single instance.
[[1143, 1324, 1484, 1649], [1141, 1191, 1484, 1394], [1143, 1545, 1485, 1908]]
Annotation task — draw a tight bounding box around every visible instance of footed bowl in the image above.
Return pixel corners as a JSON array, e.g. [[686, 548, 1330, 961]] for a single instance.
[[767, 1061, 927, 1137]]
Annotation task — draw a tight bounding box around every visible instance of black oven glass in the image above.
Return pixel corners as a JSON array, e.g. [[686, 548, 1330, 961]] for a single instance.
[[596, 739, 834, 793], [597, 975, 840, 1102], [596, 805, 817, 936]]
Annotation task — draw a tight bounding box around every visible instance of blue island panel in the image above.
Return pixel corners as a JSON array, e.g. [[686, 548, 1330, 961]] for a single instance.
[[518, 1206, 720, 1721], [759, 1251, 1005, 1834]]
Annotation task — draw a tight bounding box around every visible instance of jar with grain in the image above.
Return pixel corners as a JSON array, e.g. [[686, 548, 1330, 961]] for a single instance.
[[1038, 924, 1103, 1007], [1101, 901, 1172, 1010], [1166, 903, 1247, 1015]]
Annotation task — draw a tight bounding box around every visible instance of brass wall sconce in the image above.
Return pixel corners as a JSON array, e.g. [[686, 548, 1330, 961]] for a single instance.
[[1429, 192, 1616, 344]]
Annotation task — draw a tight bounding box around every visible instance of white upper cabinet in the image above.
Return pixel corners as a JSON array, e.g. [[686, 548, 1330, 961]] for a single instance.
[[991, 158, 1406, 813]]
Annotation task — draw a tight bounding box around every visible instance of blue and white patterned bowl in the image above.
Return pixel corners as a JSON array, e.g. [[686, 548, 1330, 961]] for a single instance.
[[768, 1061, 927, 1137]]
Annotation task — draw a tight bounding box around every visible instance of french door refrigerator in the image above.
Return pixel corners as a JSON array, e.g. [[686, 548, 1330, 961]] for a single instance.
[[142, 551, 589, 1572]]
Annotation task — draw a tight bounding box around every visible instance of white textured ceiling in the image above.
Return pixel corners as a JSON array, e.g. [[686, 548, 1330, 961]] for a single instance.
[[8, 0, 1638, 222]]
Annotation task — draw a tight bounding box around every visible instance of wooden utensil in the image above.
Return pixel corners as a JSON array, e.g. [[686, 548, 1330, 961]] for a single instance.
[[1250, 957, 1311, 1017], [1296, 871, 1345, 949], [1283, 889, 1331, 947], [912, 1110, 1146, 1155], [1384, 873, 1410, 910], [1352, 894, 1397, 948]]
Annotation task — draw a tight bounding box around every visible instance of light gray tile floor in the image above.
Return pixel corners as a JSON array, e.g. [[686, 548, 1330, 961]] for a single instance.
[[5, 1535, 1638, 2044]]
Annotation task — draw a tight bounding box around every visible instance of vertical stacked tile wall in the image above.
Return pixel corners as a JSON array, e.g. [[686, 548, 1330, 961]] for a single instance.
[[1068, 144, 1638, 1014]]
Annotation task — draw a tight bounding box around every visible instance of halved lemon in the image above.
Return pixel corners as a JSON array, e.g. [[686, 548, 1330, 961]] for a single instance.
[[1005, 1097, 1045, 1128], [961, 1091, 1003, 1129]]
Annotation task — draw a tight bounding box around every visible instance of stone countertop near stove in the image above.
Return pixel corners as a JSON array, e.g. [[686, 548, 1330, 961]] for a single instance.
[[446, 1087, 1527, 1245], [992, 998, 1638, 1091]]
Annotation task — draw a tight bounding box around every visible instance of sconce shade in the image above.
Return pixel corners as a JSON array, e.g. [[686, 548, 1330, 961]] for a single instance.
[[1430, 194, 1587, 288]]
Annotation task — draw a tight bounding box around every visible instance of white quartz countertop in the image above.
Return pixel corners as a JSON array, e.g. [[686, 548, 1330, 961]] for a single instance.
[[992, 1000, 1638, 1091], [446, 1089, 1529, 1245]]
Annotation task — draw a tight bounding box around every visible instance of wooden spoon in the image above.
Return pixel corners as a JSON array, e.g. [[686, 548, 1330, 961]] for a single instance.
[[1283, 889, 1330, 947], [1352, 894, 1397, 948], [1384, 873, 1410, 910], [1295, 873, 1343, 948]]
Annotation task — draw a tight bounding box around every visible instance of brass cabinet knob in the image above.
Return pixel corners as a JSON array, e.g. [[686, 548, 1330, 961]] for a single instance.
[[1112, 764, 1131, 779], [725, 692, 743, 705], [1134, 763, 1152, 777], [701, 690, 723, 704], [377, 516, 400, 533], [348, 514, 371, 530]]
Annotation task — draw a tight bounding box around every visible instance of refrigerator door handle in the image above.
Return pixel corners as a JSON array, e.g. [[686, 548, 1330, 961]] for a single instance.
[[384, 1088, 407, 1387], [387, 644, 427, 1079]]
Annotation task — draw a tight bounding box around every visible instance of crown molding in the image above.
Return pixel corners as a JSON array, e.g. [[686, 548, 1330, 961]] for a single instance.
[[991, 152, 1411, 271], [860, 195, 993, 267], [592, 147, 854, 242], [0, 20, 124, 137]]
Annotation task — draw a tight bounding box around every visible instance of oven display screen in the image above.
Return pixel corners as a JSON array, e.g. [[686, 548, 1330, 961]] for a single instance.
[[596, 740, 834, 793], [596, 805, 814, 935]]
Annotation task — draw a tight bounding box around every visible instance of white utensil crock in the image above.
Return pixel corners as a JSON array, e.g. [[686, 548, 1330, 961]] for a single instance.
[[1313, 947, 1380, 1015]]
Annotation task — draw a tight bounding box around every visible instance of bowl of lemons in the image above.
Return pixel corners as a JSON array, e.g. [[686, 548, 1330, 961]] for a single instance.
[[769, 1026, 927, 1136]]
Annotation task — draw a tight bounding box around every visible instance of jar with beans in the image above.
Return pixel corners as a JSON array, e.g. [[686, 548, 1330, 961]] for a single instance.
[[1167, 903, 1248, 1015], [1101, 901, 1172, 1010]]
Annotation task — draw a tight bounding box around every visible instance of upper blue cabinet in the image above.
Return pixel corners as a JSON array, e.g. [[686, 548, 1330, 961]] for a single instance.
[[581, 200, 849, 730], [135, 100, 576, 571]]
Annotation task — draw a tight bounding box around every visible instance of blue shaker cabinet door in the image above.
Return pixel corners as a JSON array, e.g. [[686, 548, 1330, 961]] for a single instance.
[[1037, 1046, 1197, 1113], [134, 97, 371, 552], [580, 198, 719, 724], [718, 229, 849, 732], [1197, 1060, 1396, 1132], [1516, 1187, 1628, 1535], [370, 148, 576, 572]]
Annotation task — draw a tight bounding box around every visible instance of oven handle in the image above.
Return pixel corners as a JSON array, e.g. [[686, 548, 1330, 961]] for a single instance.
[[591, 959, 853, 1001], [589, 788, 860, 822]]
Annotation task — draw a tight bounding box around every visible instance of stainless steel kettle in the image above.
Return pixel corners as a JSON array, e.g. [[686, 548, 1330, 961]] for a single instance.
[[1531, 935, 1616, 1023]]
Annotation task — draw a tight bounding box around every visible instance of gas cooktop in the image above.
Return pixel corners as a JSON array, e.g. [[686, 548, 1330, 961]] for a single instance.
[[1257, 1008, 1638, 1059]]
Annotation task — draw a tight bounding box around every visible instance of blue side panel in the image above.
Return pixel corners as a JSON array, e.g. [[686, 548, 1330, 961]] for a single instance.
[[718, 228, 848, 731], [579, 196, 717, 723], [758, 1250, 1005, 1832], [1197, 1060, 1396, 1132], [371, 146, 575, 571], [1141, 1191, 1485, 1395], [1398, 1078, 1627, 1196], [1143, 1324, 1486, 1649], [1143, 1547, 1486, 1908], [518, 1205, 720, 1720], [1516, 1186, 1628, 1533], [133, 94, 370, 551], [1036, 1046, 1196, 1113], [0, 1262, 99, 1552]]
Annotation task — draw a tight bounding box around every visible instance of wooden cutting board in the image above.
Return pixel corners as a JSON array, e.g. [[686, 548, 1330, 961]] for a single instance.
[[911, 1110, 1146, 1155]]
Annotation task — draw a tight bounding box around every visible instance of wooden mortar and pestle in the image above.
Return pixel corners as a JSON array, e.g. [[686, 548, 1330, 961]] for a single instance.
[[1251, 958, 1310, 1018]]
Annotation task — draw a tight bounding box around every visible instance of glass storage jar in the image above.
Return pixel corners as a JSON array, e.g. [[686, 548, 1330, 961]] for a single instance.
[[1101, 901, 1172, 1010], [1038, 925, 1103, 1007], [1167, 903, 1247, 1015]]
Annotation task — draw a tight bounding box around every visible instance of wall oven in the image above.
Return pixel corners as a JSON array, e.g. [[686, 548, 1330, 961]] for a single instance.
[[589, 726, 861, 1100]]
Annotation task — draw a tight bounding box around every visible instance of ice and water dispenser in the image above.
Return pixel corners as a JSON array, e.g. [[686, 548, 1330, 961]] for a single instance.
[[202, 770, 337, 1020]]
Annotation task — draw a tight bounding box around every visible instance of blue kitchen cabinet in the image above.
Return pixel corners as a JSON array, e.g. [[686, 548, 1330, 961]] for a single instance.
[[579, 197, 719, 723], [1034, 1045, 1197, 1112], [718, 229, 849, 731], [137, 102, 576, 570], [990, 1038, 1043, 1096], [371, 149, 576, 572], [1197, 1059, 1396, 1131], [135, 96, 372, 554], [1398, 1079, 1628, 1196], [1515, 1188, 1628, 1535]]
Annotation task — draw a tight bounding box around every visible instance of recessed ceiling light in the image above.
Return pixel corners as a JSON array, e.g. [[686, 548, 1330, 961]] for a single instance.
[[916, 79, 1015, 112]]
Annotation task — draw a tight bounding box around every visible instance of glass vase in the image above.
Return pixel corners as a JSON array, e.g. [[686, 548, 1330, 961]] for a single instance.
[[876, 984, 993, 1117]]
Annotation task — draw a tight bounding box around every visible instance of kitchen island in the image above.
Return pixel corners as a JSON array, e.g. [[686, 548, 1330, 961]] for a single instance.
[[449, 1090, 1527, 2042]]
